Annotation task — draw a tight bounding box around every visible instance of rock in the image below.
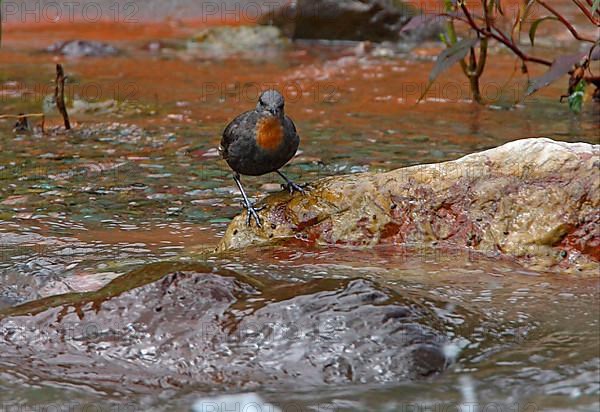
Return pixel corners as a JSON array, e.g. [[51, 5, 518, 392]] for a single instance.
[[188, 25, 287, 57], [259, 0, 425, 42], [0, 262, 448, 392], [218, 138, 600, 273], [70, 98, 119, 114], [46, 40, 120, 57], [69, 98, 151, 117]]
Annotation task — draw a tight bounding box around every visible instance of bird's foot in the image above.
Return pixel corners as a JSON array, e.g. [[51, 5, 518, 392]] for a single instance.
[[281, 181, 307, 195], [240, 200, 265, 227]]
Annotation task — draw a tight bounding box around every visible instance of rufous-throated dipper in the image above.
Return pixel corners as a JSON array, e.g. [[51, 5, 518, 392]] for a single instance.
[[219, 89, 304, 227]]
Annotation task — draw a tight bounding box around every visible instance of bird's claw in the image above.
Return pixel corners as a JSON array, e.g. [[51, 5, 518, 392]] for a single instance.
[[282, 181, 307, 195], [241, 200, 264, 227]]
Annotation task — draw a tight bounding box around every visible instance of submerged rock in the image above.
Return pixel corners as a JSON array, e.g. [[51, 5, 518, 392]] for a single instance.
[[219, 138, 600, 273], [46, 40, 120, 57], [0, 262, 448, 393], [259, 0, 435, 42]]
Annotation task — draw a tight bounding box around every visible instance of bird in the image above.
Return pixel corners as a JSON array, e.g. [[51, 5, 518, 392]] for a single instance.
[[219, 89, 304, 227]]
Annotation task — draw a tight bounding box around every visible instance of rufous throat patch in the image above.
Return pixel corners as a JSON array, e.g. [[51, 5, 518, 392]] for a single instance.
[[256, 117, 283, 150]]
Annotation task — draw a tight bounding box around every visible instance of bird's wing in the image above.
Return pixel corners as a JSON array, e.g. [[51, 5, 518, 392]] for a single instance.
[[285, 115, 299, 138], [219, 111, 254, 159]]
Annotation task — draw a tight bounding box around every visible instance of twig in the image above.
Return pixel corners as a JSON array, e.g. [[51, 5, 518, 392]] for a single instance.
[[535, 0, 596, 43], [573, 0, 599, 24], [476, 0, 491, 77], [55, 64, 71, 130], [457, 5, 553, 66], [476, 37, 489, 76], [490, 32, 551, 65], [460, 3, 480, 32]]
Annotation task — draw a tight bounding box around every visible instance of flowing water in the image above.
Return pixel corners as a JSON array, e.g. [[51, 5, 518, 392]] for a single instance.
[[0, 4, 599, 411]]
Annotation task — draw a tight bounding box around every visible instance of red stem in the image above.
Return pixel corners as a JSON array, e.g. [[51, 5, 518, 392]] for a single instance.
[[572, 0, 599, 25], [536, 0, 596, 42], [457, 5, 553, 66]]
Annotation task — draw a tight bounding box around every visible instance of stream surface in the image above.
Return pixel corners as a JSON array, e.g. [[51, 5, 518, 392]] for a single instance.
[[0, 3, 599, 411]]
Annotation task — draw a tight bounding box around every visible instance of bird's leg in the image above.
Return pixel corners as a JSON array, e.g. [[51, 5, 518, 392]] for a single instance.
[[276, 170, 305, 195], [233, 173, 264, 227]]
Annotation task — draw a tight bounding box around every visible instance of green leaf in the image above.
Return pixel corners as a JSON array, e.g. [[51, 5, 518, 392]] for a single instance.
[[529, 16, 558, 46], [418, 37, 479, 103], [593, 0, 600, 15], [522, 0, 536, 23], [0, 0, 3, 47], [568, 80, 586, 114]]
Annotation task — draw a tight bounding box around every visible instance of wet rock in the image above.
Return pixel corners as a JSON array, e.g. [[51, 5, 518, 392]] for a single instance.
[[259, 0, 426, 42], [188, 25, 287, 57], [219, 138, 600, 273], [0, 262, 448, 393], [46, 40, 120, 57]]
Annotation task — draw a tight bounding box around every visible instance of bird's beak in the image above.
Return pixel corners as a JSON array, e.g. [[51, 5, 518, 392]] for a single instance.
[[267, 106, 282, 117]]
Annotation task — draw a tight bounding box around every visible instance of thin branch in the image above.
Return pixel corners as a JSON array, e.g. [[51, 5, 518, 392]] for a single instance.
[[55, 64, 71, 130], [490, 30, 552, 65], [573, 0, 599, 25], [460, 3, 480, 32], [476, 0, 491, 77], [457, 5, 553, 66], [476, 37, 489, 76], [469, 46, 478, 72], [535, 0, 596, 43], [493, 25, 515, 46]]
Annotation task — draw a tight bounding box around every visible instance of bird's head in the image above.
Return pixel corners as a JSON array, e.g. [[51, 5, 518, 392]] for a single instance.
[[256, 89, 285, 119]]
